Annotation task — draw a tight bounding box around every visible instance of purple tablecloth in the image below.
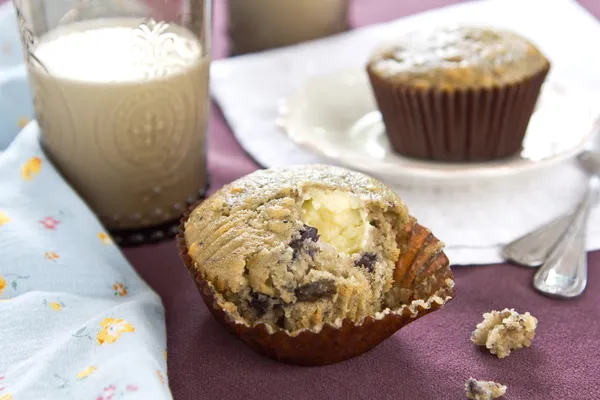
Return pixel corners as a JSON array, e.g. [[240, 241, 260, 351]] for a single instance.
[[4, 0, 599, 398]]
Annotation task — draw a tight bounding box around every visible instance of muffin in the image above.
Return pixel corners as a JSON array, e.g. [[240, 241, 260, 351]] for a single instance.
[[366, 25, 550, 162], [177, 165, 455, 365]]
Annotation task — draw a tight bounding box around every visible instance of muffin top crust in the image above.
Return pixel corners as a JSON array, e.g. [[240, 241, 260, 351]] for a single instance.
[[367, 25, 549, 89], [184, 165, 450, 333]]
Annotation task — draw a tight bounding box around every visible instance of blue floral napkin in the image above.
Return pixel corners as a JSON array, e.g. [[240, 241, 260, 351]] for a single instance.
[[0, 2, 172, 397], [0, 124, 172, 398]]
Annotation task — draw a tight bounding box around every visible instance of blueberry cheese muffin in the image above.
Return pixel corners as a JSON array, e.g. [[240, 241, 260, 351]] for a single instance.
[[367, 25, 550, 162], [178, 165, 455, 365]]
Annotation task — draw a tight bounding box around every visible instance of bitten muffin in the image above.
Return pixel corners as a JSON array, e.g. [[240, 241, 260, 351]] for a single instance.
[[178, 165, 455, 365], [367, 25, 550, 162]]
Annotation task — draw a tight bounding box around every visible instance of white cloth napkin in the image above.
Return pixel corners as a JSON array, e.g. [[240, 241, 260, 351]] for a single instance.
[[211, 0, 600, 265], [0, 124, 172, 399]]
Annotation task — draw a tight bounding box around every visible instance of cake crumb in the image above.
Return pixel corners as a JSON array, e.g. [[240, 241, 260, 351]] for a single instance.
[[465, 377, 507, 399], [471, 308, 537, 358]]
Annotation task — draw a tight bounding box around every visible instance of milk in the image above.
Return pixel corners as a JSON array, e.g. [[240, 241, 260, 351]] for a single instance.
[[27, 18, 210, 230]]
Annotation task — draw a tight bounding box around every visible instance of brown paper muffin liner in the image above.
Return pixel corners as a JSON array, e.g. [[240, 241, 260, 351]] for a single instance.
[[366, 65, 550, 162], [176, 202, 456, 366]]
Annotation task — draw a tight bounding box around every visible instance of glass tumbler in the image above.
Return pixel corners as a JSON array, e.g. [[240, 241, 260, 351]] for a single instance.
[[228, 0, 348, 55], [13, 0, 211, 242]]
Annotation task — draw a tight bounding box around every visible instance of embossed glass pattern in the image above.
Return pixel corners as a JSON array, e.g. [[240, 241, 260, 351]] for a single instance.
[[12, 0, 212, 237]]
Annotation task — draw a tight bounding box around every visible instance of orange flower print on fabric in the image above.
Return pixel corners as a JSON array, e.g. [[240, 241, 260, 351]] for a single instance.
[[40, 216, 60, 230], [97, 318, 135, 345], [0, 275, 5, 296], [49, 302, 64, 311], [77, 366, 96, 380], [18, 117, 30, 129], [98, 232, 113, 245], [0, 212, 10, 226], [45, 251, 60, 261], [21, 156, 42, 181], [112, 282, 128, 297], [157, 370, 165, 385]]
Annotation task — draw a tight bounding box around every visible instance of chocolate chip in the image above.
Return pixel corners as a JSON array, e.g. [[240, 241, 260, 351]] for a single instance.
[[289, 224, 320, 258], [466, 379, 484, 395], [295, 279, 336, 302], [276, 315, 286, 329], [299, 225, 319, 242], [249, 292, 272, 316], [355, 252, 377, 273]]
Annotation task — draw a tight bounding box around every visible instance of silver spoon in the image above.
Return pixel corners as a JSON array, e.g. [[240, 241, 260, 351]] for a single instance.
[[531, 133, 600, 298], [502, 213, 572, 268], [503, 122, 600, 268]]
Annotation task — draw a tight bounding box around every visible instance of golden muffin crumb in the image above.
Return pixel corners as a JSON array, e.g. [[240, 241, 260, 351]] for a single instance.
[[465, 378, 507, 400], [471, 308, 537, 358]]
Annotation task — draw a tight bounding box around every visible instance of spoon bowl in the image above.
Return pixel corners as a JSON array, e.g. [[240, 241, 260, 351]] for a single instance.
[[532, 126, 600, 298]]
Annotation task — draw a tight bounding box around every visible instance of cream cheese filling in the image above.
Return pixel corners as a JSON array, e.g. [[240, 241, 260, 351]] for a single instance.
[[300, 188, 370, 255]]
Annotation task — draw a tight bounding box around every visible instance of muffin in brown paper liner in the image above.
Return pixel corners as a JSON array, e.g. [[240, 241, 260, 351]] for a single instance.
[[176, 203, 455, 366], [366, 26, 551, 162]]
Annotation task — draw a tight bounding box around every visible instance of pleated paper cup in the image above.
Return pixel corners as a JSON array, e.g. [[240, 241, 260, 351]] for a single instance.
[[177, 203, 456, 366], [366, 64, 550, 162]]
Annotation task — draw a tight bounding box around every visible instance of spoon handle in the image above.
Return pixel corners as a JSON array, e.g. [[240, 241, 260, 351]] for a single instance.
[[532, 176, 599, 298], [502, 214, 572, 267]]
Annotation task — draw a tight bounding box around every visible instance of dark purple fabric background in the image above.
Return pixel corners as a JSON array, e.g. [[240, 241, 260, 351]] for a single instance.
[[4, 0, 599, 399]]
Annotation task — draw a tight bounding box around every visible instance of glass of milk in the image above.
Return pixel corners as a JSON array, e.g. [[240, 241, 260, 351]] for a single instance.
[[13, 0, 211, 243], [228, 0, 349, 55]]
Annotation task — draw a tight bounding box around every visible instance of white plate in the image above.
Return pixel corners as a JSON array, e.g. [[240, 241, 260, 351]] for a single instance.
[[278, 69, 600, 185]]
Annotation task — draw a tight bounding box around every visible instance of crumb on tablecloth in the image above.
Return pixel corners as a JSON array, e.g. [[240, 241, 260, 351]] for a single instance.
[[471, 308, 537, 358], [465, 377, 507, 399]]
